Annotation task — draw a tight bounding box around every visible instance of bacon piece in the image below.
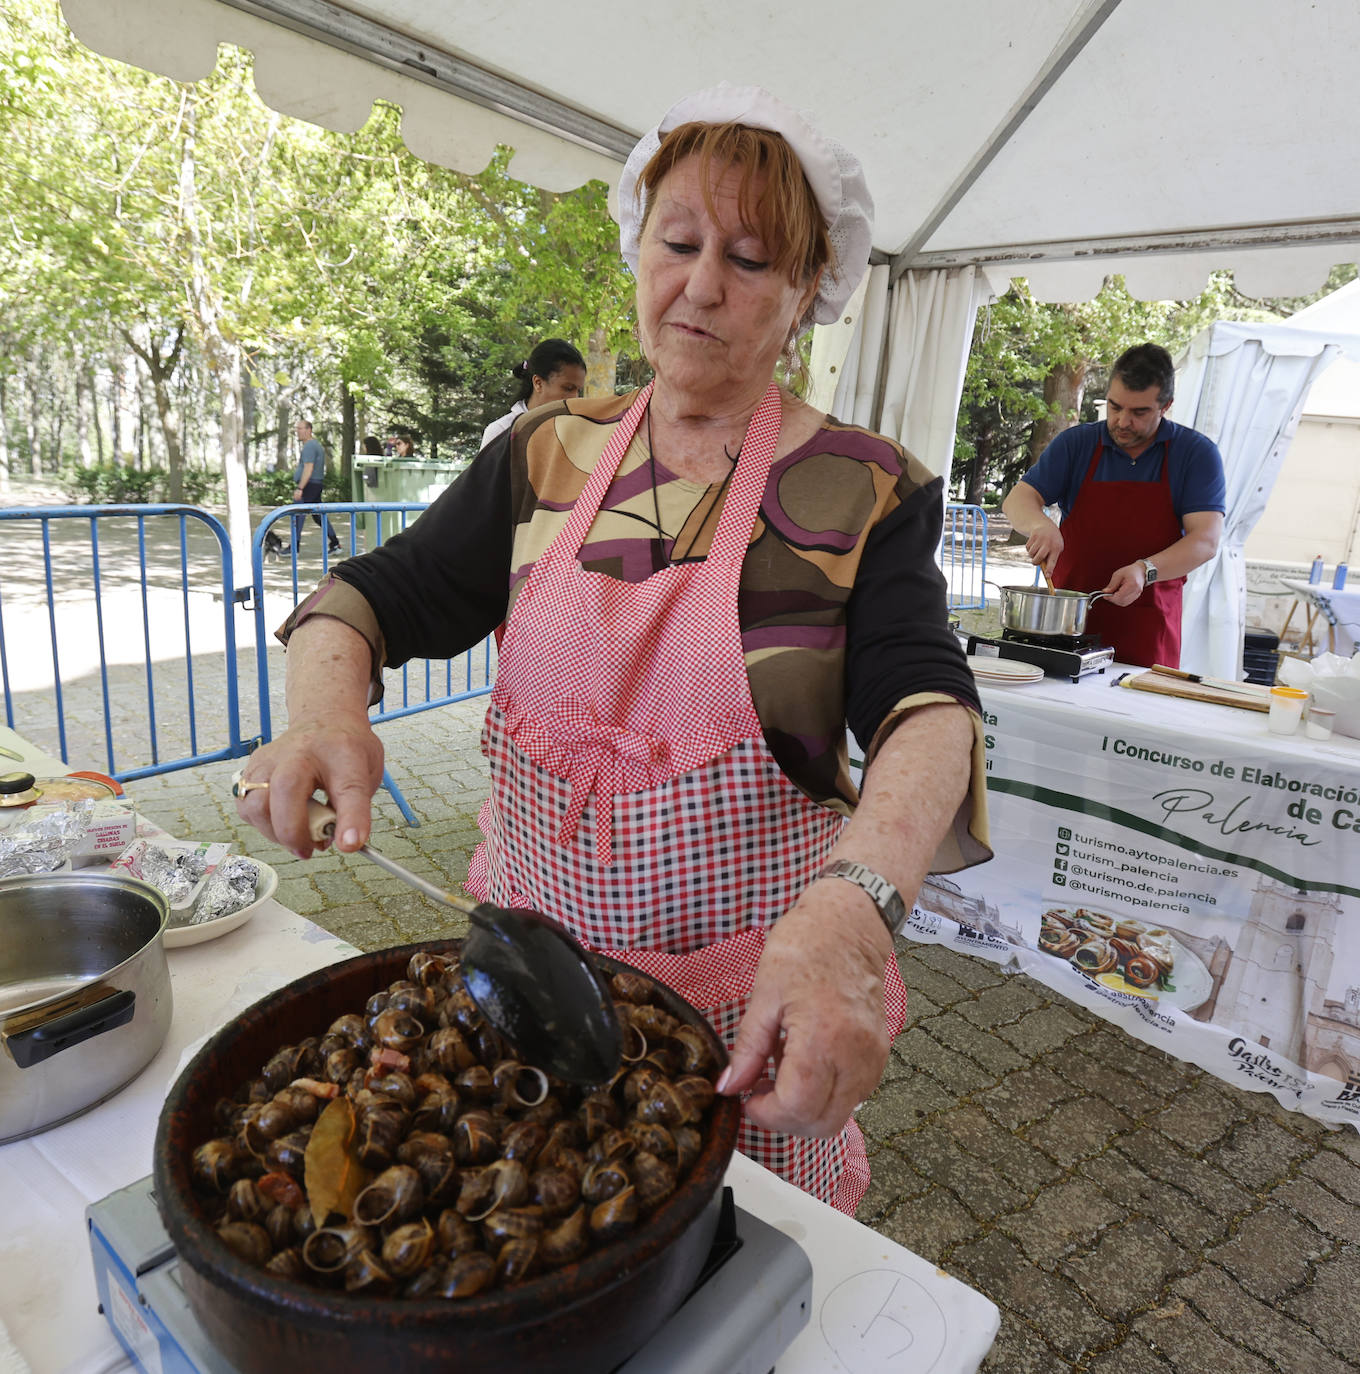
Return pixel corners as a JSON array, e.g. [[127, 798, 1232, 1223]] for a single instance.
[[289, 1077, 340, 1099], [369, 1046, 412, 1074], [257, 1171, 306, 1209]]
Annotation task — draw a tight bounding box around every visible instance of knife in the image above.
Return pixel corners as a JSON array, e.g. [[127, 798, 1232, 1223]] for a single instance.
[[1149, 665, 1272, 697]]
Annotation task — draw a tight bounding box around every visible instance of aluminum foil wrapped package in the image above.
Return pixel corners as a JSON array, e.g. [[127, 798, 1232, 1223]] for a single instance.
[[112, 838, 219, 908], [0, 799, 94, 877], [189, 855, 260, 925]]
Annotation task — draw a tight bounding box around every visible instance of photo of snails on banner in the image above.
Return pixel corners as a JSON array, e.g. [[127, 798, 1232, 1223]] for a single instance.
[[1037, 908, 1212, 1010]]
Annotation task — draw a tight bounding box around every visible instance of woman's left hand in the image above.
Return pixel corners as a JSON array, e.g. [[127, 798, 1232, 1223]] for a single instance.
[[719, 881, 892, 1137]]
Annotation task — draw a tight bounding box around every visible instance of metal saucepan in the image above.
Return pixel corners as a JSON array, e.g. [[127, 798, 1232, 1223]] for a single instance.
[[0, 872, 172, 1143], [996, 584, 1110, 638]]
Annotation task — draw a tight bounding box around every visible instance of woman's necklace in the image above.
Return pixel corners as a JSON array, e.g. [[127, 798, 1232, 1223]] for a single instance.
[[645, 405, 741, 566]]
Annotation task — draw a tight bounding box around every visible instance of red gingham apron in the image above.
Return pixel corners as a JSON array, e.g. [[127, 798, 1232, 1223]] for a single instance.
[[467, 382, 907, 1212]]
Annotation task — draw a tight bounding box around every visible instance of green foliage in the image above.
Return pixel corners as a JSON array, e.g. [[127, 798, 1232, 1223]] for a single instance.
[[0, 1, 635, 484], [247, 470, 302, 507], [953, 265, 1360, 503], [65, 463, 166, 503]]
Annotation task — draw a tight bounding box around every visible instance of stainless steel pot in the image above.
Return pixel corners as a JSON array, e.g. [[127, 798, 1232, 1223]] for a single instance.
[[998, 584, 1109, 638], [0, 873, 172, 1143]]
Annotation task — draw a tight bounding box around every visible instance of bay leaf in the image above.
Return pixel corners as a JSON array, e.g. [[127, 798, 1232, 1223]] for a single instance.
[[303, 1096, 369, 1227]]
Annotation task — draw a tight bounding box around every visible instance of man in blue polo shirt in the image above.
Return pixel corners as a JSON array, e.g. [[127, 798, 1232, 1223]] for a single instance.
[[285, 419, 340, 555], [1001, 343, 1224, 668]]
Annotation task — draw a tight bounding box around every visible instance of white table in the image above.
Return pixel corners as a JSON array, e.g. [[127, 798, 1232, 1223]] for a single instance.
[[1, 901, 998, 1374], [1280, 577, 1360, 656], [905, 663, 1360, 1130], [0, 726, 68, 780]]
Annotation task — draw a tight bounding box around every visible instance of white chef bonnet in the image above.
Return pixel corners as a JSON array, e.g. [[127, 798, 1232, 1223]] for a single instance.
[[617, 82, 874, 329]]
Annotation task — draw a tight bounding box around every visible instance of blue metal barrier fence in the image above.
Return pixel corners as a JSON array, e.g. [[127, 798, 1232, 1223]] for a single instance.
[[248, 503, 496, 826], [249, 502, 496, 745], [941, 503, 988, 611], [3, 496, 984, 793], [0, 504, 247, 780]]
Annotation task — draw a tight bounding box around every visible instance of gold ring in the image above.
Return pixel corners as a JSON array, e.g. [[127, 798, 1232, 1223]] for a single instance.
[[231, 770, 269, 798]]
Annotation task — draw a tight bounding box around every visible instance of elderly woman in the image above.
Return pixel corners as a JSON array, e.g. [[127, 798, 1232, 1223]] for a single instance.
[[240, 83, 990, 1214]]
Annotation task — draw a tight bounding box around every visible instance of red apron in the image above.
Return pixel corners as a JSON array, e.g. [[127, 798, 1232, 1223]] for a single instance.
[[1052, 433, 1185, 668], [467, 382, 907, 1212]]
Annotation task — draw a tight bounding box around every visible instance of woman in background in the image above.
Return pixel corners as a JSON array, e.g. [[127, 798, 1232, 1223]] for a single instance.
[[480, 338, 587, 449]]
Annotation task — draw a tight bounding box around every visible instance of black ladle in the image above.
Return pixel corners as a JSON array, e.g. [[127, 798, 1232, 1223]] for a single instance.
[[306, 800, 621, 1085]]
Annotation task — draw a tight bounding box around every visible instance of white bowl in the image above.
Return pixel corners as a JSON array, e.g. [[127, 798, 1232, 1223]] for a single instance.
[[163, 860, 279, 949]]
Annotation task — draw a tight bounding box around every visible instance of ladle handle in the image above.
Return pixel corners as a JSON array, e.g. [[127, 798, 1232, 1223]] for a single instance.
[[1041, 566, 1056, 592], [305, 799, 478, 917]]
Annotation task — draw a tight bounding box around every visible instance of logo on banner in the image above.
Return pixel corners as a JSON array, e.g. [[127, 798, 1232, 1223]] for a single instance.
[[1226, 1038, 1308, 1094]]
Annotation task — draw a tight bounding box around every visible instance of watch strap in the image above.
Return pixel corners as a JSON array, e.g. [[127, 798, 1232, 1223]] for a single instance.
[[818, 860, 908, 938]]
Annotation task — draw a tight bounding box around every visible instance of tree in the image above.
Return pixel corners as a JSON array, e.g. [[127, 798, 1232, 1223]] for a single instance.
[[953, 266, 1358, 505]]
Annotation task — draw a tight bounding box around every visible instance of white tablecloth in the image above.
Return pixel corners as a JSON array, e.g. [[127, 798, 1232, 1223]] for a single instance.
[[904, 662, 1360, 1129], [0, 726, 68, 780], [1, 903, 998, 1374]]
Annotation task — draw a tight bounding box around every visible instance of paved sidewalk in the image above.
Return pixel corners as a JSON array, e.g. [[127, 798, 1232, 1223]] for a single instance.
[[4, 486, 1357, 1372]]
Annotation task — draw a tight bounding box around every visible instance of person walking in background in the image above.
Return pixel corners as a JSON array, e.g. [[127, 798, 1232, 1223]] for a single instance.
[[480, 339, 588, 449], [286, 420, 340, 554]]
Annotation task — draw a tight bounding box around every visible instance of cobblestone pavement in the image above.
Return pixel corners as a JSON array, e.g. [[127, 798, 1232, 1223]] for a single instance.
[[4, 487, 1358, 1372]]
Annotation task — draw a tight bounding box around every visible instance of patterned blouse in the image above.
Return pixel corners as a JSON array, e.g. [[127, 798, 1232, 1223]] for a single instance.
[[280, 390, 990, 873]]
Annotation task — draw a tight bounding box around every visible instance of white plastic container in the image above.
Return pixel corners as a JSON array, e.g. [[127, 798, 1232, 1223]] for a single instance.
[[1268, 685, 1308, 735]]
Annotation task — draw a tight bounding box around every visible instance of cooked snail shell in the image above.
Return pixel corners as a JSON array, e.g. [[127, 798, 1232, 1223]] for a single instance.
[[1123, 953, 1162, 988], [303, 1223, 374, 1274], [540, 1206, 589, 1267], [1071, 937, 1117, 976], [217, 1221, 272, 1267], [453, 1108, 501, 1166], [382, 1218, 437, 1278], [343, 1248, 394, 1294], [191, 1138, 241, 1193], [632, 1150, 677, 1214], [444, 1251, 497, 1297], [588, 1186, 638, 1244], [495, 1236, 541, 1285], [529, 1166, 580, 1217], [580, 1159, 631, 1205], [353, 1164, 425, 1226]]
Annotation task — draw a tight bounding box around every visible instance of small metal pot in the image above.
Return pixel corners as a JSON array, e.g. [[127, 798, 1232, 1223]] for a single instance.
[[0, 873, 172, 1143], [998, 585, 1109, 638]]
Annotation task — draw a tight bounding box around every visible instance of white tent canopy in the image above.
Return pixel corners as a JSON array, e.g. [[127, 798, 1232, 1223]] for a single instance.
[[58, 0, 1360, 483], [1176, 317, 1360, 679]]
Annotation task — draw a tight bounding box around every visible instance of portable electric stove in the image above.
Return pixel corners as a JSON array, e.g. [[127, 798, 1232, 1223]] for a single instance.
[[967, 628, 1115, 682], [88, 1176, 812, 1374]]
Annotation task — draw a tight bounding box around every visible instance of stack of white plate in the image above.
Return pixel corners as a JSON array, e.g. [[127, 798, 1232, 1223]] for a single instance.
[[966, 654, 1044, 686]]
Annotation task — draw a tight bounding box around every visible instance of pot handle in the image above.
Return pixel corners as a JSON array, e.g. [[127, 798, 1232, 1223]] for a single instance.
[[2, 988, 136, 1069], [1086, 591, 1111, 606]]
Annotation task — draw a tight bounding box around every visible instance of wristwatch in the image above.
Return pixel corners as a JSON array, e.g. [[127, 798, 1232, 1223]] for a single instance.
[[819, 860, 908, 938], [1139, 558, 1159, 585]]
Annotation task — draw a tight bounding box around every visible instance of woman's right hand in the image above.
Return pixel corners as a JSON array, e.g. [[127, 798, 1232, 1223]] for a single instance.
[[234, 715, 384, 858]]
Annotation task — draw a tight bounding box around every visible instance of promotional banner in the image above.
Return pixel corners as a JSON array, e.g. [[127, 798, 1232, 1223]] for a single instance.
[[907, 693, 1360, 1130]]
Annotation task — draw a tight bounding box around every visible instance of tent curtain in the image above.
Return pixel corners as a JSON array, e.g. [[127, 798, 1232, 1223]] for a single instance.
[[806, 266, 889, 424], [878, 266, 995, 486], [1176, 323, 1342, 678]]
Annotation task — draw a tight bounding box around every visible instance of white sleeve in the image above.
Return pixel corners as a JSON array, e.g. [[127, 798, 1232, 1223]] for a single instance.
[[480, 411, 515, 450]]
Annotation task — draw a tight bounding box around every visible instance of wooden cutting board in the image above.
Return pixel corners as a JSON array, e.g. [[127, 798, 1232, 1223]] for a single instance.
[[1119, 670, 1270, 712]]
